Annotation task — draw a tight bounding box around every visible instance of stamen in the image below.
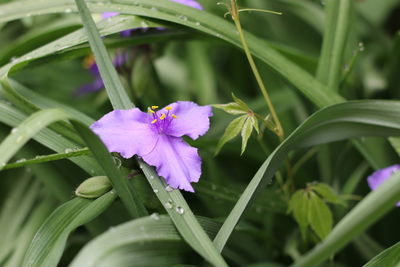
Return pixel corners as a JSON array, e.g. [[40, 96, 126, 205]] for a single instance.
[[172, 114, 178, 119], [165, 106, 172, 110], [148, 109, 155, 114], [151, 119, 157, 124], [151, 105, 159, 110], [160, 114, 166, 120]]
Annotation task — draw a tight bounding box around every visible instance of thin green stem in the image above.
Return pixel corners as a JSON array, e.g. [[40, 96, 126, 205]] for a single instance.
[[230, 0, 285, 142]]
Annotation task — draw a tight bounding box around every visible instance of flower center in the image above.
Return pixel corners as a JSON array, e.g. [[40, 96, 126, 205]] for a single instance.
[[148, 105, 178, 133]]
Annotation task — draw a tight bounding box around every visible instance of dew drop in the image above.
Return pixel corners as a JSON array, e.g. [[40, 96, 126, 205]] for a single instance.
[[140, 21, 149, 28], [150, 212, 160, 220], [16, 158, 26, 163], [195, 22, 201, 26], [175, 206, 185, 215], [153, 189, 159, 193], [64, 148, 73, 153], [164, 200, 173, 209], [151, 7, 158, 12], [358, 42, 365, 51], [16, 136, 24, 143], [165, 185, 174, 192], [11, 128, 18, 134], [64, 8, 72, 13]]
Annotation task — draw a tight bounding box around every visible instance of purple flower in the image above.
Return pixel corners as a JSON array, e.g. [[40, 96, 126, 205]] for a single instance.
[[90, 102, 213, 192], [75, 50, 131, 95], [170, 0, 203, 10], [367, 164, 400, 206]]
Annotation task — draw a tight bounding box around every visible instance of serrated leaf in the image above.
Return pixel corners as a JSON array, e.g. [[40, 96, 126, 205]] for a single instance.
[[215, 115, 247, 155], [288, 190, 310, 239], [308, 192, 333, 240], [241, 117, 254, 155], [212, 102, 247, 115], [231, 93, 250, 110], [312, 183, 341, 204]]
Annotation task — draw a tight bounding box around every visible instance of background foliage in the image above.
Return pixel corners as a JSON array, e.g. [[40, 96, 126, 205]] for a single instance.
[[0, 0, 400, 266]]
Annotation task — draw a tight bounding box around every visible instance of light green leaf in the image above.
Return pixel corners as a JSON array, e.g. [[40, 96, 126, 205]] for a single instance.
[[288, 190, 309, 239], [250, 115, 259, 134], [232, 93, 251, 110], [308, 192, 333, 240], [363, 241, 400, 267], [213, 102, 248, 115], [215, 115, 247, 155], [312, 183, 341, 204], [214, 100, 400, 252], [241, 117, 254, 155], [293, 171, 400, 266]]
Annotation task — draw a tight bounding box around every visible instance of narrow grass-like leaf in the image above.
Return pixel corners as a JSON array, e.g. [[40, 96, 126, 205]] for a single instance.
[[74, 0, 133, 110], [22, 191, 117, 267], [2, 148, 90, 170], [139, 159, 228, 267], [0, 174, 40, 262], [0, 108, 71, 167], [4, 198, 55, 267], [214, 101, 400, 251], [71, 1, 228, 264], [363, 241, 400, 267], [70, 215, 221, 267]]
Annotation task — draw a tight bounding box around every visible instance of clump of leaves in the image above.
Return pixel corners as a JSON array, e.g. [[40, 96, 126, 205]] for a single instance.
[[288, 182, 344, 241], [213, 94, 260, 155]]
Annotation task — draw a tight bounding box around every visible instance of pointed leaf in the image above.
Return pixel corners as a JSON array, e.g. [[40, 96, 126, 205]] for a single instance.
[[312, 183, 341, 204], [241, 117, 254, 155], [215, 115, 247, 155], [232, 93, 251, 110], [288, 190, 310, 239], [250, 115, 259, 134], [308, 192, 333, 240], [212, 102, 247, 115]]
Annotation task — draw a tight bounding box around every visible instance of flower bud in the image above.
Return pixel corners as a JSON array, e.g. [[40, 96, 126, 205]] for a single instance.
[[75, 176, 112, 198]]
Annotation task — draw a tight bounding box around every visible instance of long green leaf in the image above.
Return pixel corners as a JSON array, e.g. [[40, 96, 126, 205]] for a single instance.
[[74, 0, 133, 110], [22, 191, 117, 267], [213, 101, 400, 251], [71, 1, 227, 265], [0, 0, 343, 107], [70, 215, 221, 267], [363, 241, 400, 267]]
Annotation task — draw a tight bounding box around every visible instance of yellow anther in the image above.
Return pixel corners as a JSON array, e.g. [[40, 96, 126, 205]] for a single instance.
[[151, 105, 159, 110], [165, 106, 172, 110], [148, 109, 155, 114], [151, 119, 157, 124], [172, 114, 178, 119], [160, 114, 166, 120]]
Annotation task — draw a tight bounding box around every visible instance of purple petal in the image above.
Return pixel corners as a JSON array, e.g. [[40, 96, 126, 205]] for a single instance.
[[367, 164, 400, 206], [142, 135, 201, 192], [367, 164, 400, 190], [75, 78, 104, 95], [102, 12, 119, 19], [162, 101, 212, 140], [170, 0, 203, 10], [90, 109, 158, 159]]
